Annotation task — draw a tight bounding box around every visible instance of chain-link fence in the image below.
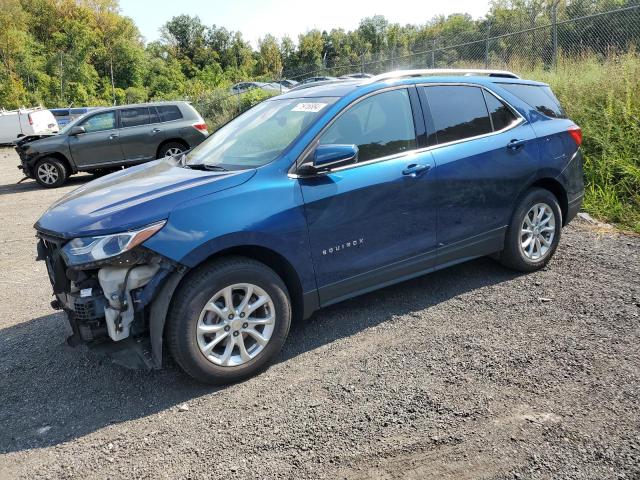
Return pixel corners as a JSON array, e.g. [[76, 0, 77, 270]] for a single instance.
[[283, 3, 640, 80], [192, 3, 640, 127]]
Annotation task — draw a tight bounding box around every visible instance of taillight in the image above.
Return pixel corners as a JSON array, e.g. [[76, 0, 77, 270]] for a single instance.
[[568, 125, 582, 146], [192, 122, 208, 133], [28, 113, 33, 125]]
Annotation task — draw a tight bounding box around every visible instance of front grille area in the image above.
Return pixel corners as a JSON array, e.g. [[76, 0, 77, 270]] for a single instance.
[[36, 233, 70, 294], [73, 294, 108, 321]]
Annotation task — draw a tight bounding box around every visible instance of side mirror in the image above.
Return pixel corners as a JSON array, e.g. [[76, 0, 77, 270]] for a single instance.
[[69, 126, 86, 136], [299, 144, 358, 175]]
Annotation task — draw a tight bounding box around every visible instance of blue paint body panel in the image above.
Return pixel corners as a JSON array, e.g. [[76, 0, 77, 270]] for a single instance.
[[35, 74, 584, 318]]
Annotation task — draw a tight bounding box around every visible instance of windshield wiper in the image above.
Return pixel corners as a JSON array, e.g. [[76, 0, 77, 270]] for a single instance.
[[186, 164, 229, 172]]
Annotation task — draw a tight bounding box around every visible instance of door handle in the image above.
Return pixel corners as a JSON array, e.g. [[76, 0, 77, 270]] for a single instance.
[[151, 128, 161, 134], [402, 164, 431, 177], [109, 133, 119, 140], [507, 139, 526, 150]]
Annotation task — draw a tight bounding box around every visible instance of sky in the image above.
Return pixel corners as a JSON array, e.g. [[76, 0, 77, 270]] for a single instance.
[[118, 0, 492, 47]]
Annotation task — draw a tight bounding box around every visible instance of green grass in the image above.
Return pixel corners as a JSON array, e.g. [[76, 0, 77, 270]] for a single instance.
[[522, 53, 640, 233]]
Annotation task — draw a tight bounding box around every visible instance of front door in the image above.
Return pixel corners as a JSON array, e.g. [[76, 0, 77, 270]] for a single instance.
[[69, 110, 123, 168], [299, 88, 438, 305]]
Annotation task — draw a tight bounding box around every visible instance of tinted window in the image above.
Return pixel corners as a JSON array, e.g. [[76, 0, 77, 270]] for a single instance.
[[483, 90, 518, 131], [120, 107, 150, 128], [320, 89, 416, 162], [499, 83, 566, 118], [156, 105, 183, 122], [51, 109, 69, 117], [70, 108, 87, 115], [149, 107, 160, 124], [80, 111, 116, 133], [425, 86, 492, 144]]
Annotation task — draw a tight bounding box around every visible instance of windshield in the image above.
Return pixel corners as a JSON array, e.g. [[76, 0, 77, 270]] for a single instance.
[[186, 97, 337, 169]]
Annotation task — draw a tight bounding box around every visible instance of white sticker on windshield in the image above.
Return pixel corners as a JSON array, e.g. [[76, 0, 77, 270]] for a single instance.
[[292, 102, 327, 113]]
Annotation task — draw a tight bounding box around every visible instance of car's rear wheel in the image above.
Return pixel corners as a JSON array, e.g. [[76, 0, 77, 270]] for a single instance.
[[157, 141, 187, 159], [166, 257, 291, 384], [500, 188, 562, 272], [34, 157, 68, 188]]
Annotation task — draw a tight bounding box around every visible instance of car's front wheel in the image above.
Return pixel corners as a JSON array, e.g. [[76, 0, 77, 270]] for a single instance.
[[166, 257, 291, 384], [500, 188, 562, 272], [34, 157, 68, 188]]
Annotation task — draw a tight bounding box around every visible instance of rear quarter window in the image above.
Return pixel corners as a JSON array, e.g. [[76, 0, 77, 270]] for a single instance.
[[499, 83, 566, 119], [157, 105, 183, 122]]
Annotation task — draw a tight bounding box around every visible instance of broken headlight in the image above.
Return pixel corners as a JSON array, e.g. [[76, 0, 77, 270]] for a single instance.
[[61, 221, 166, 267]]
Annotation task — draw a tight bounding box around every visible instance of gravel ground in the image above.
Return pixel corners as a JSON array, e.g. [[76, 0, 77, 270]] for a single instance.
[[0, 147, 639, 479]]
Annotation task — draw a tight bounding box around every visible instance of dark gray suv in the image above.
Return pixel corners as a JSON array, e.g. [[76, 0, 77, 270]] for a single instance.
[[15, 101, 208, 187]]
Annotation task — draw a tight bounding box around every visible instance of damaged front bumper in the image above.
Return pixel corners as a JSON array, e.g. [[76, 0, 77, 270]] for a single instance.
[[36, 232, 186, 370]]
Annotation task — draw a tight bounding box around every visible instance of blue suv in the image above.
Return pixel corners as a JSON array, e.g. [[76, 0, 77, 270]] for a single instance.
[[35, 69, 584, 384]]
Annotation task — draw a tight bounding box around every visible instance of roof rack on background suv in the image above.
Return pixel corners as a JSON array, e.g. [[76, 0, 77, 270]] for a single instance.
[[364, 69, 521, 83]]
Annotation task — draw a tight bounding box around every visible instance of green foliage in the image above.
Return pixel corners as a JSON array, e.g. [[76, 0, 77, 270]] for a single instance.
[[191, 88, 276, 132], [523, 53, 640, 232]]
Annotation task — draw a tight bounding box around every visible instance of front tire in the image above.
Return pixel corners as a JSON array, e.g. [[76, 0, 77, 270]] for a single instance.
[[34, 157, 68, 188], [500, 188, 562, 272], [166, 257, 291, 384]]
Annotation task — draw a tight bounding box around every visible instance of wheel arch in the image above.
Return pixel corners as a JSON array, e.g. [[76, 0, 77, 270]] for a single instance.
[[156, 138, 189, 158], [150, 243, 309, 367], [199, 245, 306, 324], [529, 177, 568, 225], [35, 152, 75, 175]]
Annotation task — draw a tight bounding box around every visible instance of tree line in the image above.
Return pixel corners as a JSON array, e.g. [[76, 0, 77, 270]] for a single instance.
[[0, 0, 637, 109]]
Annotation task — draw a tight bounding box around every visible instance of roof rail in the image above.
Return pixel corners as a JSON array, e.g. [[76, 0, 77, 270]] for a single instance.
[[364, 68, 520, 84], [287, 79, 349, 92]]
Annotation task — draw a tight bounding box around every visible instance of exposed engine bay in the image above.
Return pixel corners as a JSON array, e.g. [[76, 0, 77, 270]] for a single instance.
[[36, 232, 184, 369]]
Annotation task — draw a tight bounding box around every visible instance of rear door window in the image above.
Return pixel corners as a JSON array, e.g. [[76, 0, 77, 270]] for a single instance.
[[424, 85, 492, 144], [498, 83, 566, 118], [319, 88, 417, 162], [120, 107, 151, 128], [482, 90, 518, 131], [157, 105, 183, 122]]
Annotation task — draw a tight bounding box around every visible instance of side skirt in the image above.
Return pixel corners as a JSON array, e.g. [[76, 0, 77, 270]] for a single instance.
[[317, 226, 506, 308]]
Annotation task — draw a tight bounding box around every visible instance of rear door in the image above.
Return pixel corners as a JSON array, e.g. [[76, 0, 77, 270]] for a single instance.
[[118, 106, 159, 163], [299, 87, 438, 305], [69, 110, 123, 168], [419, 84, 539, 263]]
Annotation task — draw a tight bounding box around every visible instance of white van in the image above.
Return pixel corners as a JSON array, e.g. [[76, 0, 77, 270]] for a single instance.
[[0, 107, 59, 144]]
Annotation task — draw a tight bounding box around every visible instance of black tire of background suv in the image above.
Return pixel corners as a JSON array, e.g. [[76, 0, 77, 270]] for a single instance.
[[499, 187, 563, 272], [157, 141, 187, 159], [166, 256, 292, 384], [34, 157, 68, 188]]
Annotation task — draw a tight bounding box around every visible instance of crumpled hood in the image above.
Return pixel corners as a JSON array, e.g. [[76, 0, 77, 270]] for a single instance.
[[35, 159, 255, 239]]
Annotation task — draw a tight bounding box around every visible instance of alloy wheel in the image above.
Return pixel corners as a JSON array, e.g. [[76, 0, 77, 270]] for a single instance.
[[196, 283, 275, 367], [164, 147, 183, 157], [37, 163, 59, 185], [520, 202, 556, 261]]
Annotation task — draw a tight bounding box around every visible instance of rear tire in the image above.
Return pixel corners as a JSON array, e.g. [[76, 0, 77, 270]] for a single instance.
[[166, 257, 291, 384], [34, 157, 68, 188], [500, 188, 562, 272], [157, 141, 187, 159]]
